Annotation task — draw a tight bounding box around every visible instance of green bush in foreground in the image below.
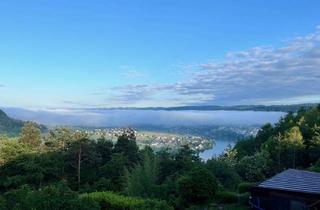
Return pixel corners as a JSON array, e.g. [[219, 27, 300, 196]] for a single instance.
[[81, 191, 173, 210], [215, 191, 238, 204], [237, 182, 255, 194], [1, 184, 100, 210]]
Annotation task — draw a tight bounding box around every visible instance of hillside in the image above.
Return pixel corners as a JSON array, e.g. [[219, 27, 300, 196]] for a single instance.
[[0, 109, 46, 136], [0, 109, 25, 136]]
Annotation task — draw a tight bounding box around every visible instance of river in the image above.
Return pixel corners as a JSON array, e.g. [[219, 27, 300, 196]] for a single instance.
[[4, 108, 286, 159]]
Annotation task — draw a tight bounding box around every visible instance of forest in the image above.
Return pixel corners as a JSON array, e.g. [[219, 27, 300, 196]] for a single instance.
[[0, 105, 320, 210]]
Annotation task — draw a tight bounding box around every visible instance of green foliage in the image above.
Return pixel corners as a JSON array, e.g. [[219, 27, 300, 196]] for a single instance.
[[234, 123, 274, 160], [233, 137, 256, 159], [96, 137, 113, 163], [18, 122, 41, 148], [1, 105, 320, 209], [0, 196, 6, 210], [309, 160, 320, 172], [1, 183, 99, 210], [65, 137, 101, 190], [236, 151, 271, 182], [126, 148, 158, 198], [81, 191, 173, 210], [206, 158, 241, 190], [113, 129, 140, 168], [0, 139, 31, 166], [99, 153, 128, 192], [44, 127, 74, 151], [237, 193, 250, 206], [215, 191, 238, 204], [0, 153, 63, 190], [237, 182, 255, 194], [234, 106, 320, 182], [177, 167, 218, 205]]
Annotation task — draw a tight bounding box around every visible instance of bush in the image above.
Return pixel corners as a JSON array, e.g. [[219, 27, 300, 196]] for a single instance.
[[1, 183, 99, 210], [0, 196, 6, 210], [76, 196, 100, 210], [81, 191, 173, 210], [238, 182, 255, 194], [177, 167, 218, 205], [237, 193, 250, 205], [216, 192, 238, 204], [206, 158, 241, 190]]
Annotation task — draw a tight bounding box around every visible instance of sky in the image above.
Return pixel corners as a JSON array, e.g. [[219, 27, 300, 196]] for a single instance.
[[0, 0, 320, 109]]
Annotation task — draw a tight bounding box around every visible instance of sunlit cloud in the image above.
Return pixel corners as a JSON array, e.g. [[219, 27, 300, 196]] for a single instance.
[[107, 26, 320, 106]]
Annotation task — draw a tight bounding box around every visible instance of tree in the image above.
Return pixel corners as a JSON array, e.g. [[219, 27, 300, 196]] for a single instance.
[[44, 127, 74, 151], [237, 151, 271, 182], [95, 137, 113, 164], [261, 132, 283, 173], [177, 167, 218, 205], [0, 139, 31, 166], [66, 138, 101, 190], [0, 134, 9, 142], [0, 152, 64, 190], [284, 126, 304, 168], [113, 129, 139, 168], [98, 153, 127, 192], [174, 145, 200, 173], [19, 122, 41, 148], [126, 148, 158, 198], [206, 158, 241, 190]]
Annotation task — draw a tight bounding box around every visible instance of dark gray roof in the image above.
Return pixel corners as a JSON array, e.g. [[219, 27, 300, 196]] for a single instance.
[[258, 169, 320, 194]]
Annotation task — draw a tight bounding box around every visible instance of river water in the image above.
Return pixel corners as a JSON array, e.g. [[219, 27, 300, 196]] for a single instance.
[[5, 108, 285, 159]]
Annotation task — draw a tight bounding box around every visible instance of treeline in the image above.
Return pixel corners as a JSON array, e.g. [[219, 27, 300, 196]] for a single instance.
[[234, 105, 320, 180], [0, 105, 320, 210], [0, 124, 247, 209]]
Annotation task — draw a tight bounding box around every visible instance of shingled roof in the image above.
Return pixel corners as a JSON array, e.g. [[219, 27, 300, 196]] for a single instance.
[[258, 169, 320, 195]]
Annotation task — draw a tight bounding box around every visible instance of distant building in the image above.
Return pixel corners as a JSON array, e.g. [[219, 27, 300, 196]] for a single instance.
[[250, 169, 320, 210]]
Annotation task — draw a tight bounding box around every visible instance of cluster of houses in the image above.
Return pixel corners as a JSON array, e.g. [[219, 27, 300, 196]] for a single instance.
[[82, 128, 212, 152]]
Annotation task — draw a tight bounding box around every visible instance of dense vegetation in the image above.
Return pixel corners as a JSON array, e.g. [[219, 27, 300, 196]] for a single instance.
[[0, 105, 320, 210]]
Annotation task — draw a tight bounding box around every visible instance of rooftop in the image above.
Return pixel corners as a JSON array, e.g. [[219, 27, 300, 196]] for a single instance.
[[258, 169, 320, 195]]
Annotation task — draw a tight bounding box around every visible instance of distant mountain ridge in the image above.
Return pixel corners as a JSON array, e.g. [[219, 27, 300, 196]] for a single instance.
[[85, 103, 319, 113], [0, 109, 46, 136]]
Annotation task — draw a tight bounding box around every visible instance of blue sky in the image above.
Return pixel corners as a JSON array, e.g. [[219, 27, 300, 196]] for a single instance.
[[0, 0, 320, 108]]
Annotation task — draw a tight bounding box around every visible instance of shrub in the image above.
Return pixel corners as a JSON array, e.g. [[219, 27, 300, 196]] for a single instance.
[[237, 193, 250, 205], [216, 192, 238, 204], [238, 182, 255, 194], [1, 183, 99, 210], [81, 191, 173, 210], [177, 167, 218, 204], [0, 196, 6, 210]]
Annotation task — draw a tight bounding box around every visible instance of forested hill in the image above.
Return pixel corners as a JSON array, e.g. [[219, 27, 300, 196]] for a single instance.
[[0, 109, 46, 136]]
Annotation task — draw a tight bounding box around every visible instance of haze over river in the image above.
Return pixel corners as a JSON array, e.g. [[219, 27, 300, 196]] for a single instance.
[[4, 108, 286, 159]]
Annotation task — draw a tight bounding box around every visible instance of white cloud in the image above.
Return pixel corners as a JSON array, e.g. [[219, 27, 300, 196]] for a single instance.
[[104, 27, 320, 106]]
